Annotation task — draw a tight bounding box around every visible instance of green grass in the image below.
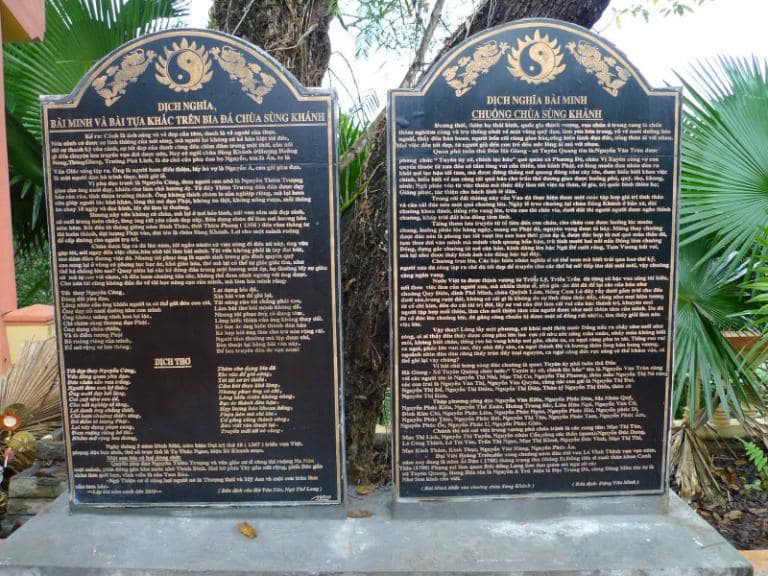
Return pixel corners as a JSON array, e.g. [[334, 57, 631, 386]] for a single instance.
[[14, 243, 52, 307]]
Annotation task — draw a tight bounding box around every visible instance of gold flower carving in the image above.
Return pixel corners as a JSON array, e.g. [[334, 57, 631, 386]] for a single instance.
[[507, 30, 566, 85], [155, 38, 213, 93]]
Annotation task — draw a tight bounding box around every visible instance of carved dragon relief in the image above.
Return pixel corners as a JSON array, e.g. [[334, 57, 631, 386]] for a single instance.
[[566, 41, 631, 97], [443, 41, 510, 97], [210, 46, 277, 104], [92, 49, 156, 107]]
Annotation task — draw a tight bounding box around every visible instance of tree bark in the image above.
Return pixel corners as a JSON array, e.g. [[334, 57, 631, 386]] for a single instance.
[[433, 0, 611, 64], [341, 0, 611, 484], [211, 0, 332, 87]]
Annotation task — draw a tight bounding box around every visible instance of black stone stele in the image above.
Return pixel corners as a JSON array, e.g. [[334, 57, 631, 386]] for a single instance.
[[42, 30, 343, 506], [389, 19, 680, 500]]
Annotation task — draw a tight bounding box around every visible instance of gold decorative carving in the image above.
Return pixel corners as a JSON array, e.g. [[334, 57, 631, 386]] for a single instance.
[[155, 38, 213, 92], [442, 41, 509, 97], [210, 46, 277, 103], [507, 30, 565, 85], [566, 41, 631, 97], [92, 49, 156, 107]]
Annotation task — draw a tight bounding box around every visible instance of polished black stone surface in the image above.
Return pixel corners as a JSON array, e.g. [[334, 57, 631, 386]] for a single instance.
[[42, 30, 342, 506], [389, 19, 680, 500]]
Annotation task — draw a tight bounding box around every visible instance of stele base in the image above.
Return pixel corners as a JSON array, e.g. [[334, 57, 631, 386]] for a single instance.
[[0, 487, 752, 576]]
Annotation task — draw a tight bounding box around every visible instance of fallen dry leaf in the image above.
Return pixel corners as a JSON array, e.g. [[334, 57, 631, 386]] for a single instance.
[[347, 509, 374, 519], [355, 484, 375, 496], [238, 521, 257, 539], [726, 510, 743, 521]]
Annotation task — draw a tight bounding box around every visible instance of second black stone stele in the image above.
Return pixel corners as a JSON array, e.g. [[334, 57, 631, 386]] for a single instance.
[[389, 19, 681, 500], [42, 30, 343, 507]]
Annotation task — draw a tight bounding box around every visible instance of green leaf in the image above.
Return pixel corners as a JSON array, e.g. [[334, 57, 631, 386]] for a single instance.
[[674, 241, 764, 420], [5, 113, 43, 188], [338, 112, 370, 213], [740, 439, 768, 478], [678, 57, 768, 272]]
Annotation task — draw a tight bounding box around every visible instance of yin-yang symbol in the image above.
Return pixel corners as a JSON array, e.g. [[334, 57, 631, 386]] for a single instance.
[[507, 30, 566, 85], [521, 41, 558, 83], [167, 49, 206, 90]]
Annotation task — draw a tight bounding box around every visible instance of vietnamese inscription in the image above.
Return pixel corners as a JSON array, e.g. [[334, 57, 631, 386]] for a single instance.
[[44, 30, 342, 506], [390, 21, 680, 499]]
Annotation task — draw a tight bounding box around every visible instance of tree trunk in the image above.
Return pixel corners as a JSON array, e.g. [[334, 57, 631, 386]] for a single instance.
[[434, 1, 611, 63], [341, 0, 611, 484], [211, 0, 332, 87]]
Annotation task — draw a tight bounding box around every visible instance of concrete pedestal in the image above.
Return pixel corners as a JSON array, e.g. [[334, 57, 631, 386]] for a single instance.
[[0, 489, 752, 575]]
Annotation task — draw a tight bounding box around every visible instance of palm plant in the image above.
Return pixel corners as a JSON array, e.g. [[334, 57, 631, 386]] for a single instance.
[[746, 235, 768, 322], [679, 56, 768, 271], [674, 241, 763, 422], [673, 56, 768, 497], [5, 0, 189, 247], [676, 56, 768, 423]]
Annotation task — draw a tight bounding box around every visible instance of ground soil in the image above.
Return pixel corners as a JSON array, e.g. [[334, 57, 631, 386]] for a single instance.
[[674, 440, 768, 550]]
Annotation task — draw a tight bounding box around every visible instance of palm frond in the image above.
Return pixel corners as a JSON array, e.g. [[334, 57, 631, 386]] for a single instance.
[[674, 241, 764, 420], [670, 419, 724, 502], [679, 56, 768, 270], [742, 231, 768, 346], [5, 0, 189, 142], [0, 338, 60, 472]]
